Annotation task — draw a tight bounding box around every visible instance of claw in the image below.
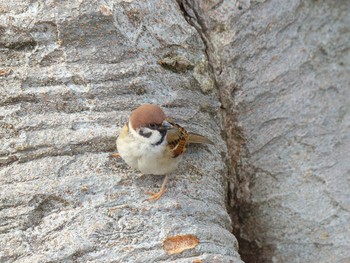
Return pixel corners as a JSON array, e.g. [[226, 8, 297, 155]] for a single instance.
[[147, 188, 168, 201], [146, 175, 168, 202]]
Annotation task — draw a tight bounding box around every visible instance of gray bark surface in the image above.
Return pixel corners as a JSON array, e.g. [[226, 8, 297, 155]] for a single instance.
[[1, 0, 349, 262], [0, 1, 241, 262], [180, 0, 350, 262]]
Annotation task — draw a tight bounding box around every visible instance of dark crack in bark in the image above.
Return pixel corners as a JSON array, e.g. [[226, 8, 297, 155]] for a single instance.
[[176, 1, 258, 262]]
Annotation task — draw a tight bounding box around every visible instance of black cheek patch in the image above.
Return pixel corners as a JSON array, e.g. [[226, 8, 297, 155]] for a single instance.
[[139, 130, 152, 138]]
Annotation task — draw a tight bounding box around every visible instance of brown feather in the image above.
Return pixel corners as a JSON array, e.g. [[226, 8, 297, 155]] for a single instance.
[[188, 132, 214, 145], [130, 104, 166, 130], [166, 119, 213, 158], [166, 119, 189, 158]]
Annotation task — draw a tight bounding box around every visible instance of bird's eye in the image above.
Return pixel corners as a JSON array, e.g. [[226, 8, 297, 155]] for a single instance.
[[148, 123, 158, 129]]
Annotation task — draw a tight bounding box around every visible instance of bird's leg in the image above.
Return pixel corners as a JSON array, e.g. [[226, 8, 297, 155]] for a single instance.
[[147, 175, 168, 201], [110, 153, 120, 158]]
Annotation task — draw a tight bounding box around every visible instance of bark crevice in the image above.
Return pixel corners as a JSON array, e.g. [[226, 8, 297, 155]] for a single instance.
[[176, 1, 258, 262]]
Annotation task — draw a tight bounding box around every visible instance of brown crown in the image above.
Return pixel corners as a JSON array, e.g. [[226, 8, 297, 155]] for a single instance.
[[129, 104, 166, 130]]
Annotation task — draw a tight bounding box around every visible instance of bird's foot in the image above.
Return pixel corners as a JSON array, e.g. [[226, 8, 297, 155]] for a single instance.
[[146, 188, 167, 201], [146, 175, 169, 202]]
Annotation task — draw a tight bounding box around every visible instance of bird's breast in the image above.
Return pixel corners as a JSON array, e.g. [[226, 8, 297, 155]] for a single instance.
[[117, 129, 181, 175]]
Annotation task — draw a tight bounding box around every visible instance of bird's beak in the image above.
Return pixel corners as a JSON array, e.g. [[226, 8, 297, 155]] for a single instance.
[[159, 120, 173, 131]]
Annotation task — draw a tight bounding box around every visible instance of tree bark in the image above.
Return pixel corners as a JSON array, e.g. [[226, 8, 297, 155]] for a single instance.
[[181, 0, 350, 262], [0, 1, 241, 262], [1, 0, 349, 262]]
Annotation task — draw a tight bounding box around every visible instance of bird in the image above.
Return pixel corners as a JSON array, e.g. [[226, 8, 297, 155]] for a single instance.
[[114, 104, 213, 201]]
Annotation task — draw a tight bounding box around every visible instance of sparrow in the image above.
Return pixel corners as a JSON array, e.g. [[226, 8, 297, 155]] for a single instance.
[[114, 104, 213, 201]]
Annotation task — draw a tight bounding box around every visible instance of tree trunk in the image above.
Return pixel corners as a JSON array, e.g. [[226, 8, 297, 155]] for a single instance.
[[0, 1, 241, 262], [179, 0, 350, 262], [1, 0, 349, 262]]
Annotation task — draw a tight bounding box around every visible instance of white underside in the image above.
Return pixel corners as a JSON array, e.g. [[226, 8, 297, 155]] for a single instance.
[[116, 125, 181, 175]]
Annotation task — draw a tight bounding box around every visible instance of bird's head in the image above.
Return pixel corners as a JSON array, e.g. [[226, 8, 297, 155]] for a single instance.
[[128, 104, 173, 145]]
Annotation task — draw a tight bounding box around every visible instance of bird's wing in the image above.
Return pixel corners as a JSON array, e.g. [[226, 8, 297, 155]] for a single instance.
[[166, 119, 189, 158], [166, 119, 214, 157]]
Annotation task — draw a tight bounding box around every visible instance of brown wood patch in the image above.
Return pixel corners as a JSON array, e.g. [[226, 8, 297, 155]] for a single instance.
[[163, 234, 199, 255]]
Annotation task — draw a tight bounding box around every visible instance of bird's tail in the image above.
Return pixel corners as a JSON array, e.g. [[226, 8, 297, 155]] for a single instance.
[[188, 132, 214, 145]]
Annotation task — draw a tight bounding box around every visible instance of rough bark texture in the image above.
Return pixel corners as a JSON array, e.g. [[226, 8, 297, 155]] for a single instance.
[[1, 0, 349, 263], [0, 1, 242, 262], [180, 0, 350, 262]]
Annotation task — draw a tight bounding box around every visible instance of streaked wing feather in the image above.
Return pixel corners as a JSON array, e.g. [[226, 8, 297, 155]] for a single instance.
[[166, 119, 213, 157], [166, 120, 189, 158]]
